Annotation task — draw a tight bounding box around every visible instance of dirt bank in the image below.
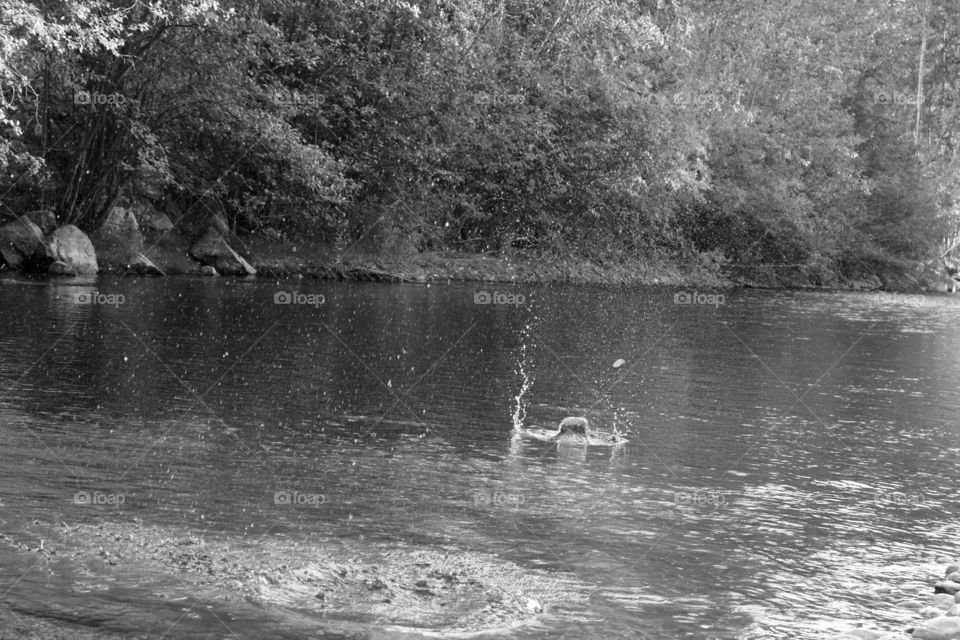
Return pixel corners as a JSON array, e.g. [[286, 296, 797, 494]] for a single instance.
[[152, 231, 726, 286], [150, 232, 957, 292]]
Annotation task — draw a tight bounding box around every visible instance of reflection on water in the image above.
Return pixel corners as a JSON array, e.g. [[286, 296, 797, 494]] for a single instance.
[[2, 279, 960, 638]]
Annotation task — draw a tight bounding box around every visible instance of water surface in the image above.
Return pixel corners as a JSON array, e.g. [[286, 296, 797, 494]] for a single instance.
[[2, 278, 959, 638]]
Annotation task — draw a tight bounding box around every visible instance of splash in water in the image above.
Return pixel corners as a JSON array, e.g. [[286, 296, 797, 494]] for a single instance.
[[607, 358, 632, 440], [611, 408, 626, 440], [512, 323, 534, 431]]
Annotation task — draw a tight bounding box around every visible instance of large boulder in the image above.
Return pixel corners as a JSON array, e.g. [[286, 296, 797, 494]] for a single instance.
[[40, 225, 98, 275], [913, 615, 960, 639], [25, 209, 56, 235], [189, 227, 255, 276], [132, 201, 174, 235], [129, 252, 165, 276], [92, 205, 144, 272], [0, 218, 44, 269], [100, 206, 143, 249]]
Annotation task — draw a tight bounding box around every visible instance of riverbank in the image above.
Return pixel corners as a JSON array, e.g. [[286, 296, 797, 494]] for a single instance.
[[4, 207, 957, 291], [141, 230, 960, 293], [143, 230, 728, 287]]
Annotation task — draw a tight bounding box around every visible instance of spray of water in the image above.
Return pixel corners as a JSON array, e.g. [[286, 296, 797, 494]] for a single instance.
[[511, 323, 534, 431], [607, 358, 631, 439], [611, 407, 624, 439]]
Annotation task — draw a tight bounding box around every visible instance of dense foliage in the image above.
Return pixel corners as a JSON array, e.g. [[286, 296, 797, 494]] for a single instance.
[[1, 0, 958, 272]]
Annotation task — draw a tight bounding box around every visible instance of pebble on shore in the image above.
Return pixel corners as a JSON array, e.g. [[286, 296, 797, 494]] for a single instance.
[[907, 561, 960, 640], [835, 562, 960, 640]]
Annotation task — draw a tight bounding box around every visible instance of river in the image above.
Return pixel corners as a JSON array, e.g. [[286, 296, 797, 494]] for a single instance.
[[1, 277, 959, 639]]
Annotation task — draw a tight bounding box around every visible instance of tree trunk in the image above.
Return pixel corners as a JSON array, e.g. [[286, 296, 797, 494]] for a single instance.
[[915, 0, 929, 145]]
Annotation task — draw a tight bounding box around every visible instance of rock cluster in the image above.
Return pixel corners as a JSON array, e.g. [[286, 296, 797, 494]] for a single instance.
[[92, 205, 163, 276], [0, 202, 256, 277], [908, 563, 960, 639], [0, 217, 98, 276], [833, 564, 960, 640], [833, 562, 960, 640]]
